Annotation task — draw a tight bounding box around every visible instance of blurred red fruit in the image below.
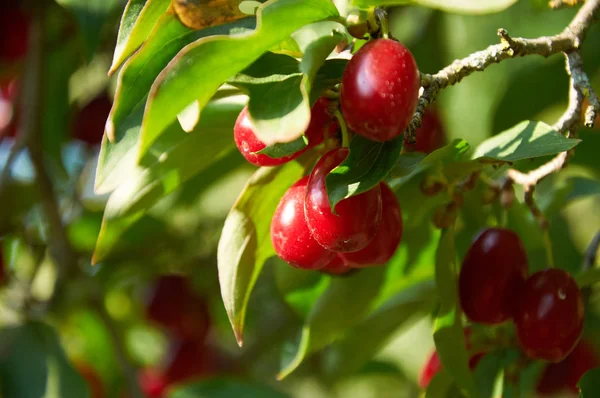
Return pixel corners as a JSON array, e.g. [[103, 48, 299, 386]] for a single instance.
[[72, 94, 112, 146], [164, 339, 214, 385], [138, 368, 169, 398], [403, 108, 446, 154], [75, 361, 105, 398], [0, 4, 29, 64]]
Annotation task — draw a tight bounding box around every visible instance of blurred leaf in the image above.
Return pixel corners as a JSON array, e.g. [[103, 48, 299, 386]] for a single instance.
[[0, 182, 38, 236], [169, 378, 288, 398], [351, 0, 517, 14], [577, 367, 600, 397], [326, 135, 403, 210], [275, 260, 329, 318], [323, 280, 435, 379], [278, 267, 385, 379], [433, 228, 479, 398], [55, 0, 121, 58], [472, 350, 518, 398], [0, 322, 89, 398], [97, 14, 256, 194], [139, 0, 340, 158], [472, 121, 581, 162], [217, 158, 311, 346], [567, 177, 600, 201], [110, 0, 170, 74]]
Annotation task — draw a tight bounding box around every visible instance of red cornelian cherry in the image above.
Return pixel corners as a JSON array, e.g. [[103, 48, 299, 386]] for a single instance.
[[0, 3, 29, 63], [320, 255, 352, 275], [514, 268, 584, 363], [340, 39, 420, 142], [340, 182, 402, 267], [459, 228, 528, 325], [234, 98, 337, 167], [403, 108, 446, 154], [305, 148, 382, 252], [271, 177, 335, 270], [72, 94, 112, 146]]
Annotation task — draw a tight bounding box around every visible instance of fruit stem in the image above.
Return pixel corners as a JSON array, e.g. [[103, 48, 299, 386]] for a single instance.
[[334, 109, 350, 148], [374, 8, 390, 39], [543, 230, 555, 268]]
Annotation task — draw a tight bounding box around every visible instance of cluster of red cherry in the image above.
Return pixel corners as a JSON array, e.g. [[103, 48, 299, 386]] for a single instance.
[[421, 228, 590, 396], [233, 38, 447, 273]]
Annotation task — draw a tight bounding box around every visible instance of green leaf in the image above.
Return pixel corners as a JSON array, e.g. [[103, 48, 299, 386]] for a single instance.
[[139, 0, 340, 158], [433, 228, 479, 398], [472, 350, 518, 398], [110, 0, 171, 74], [93, 100, 244, 263], [0, 322, 89, 398], [578, 367, 600, 397], [277, 267, 386, 379], [256, 136, 309, 158], [326, 135, 402, 210], [472, 121, 581, 163], [351, 0, 517, 14], [323, 280, 435, 378], [217, 157, 313, 346], [426, 370, 455, 398], [169, 378, 289, 398], [96, 14, 255, 193]]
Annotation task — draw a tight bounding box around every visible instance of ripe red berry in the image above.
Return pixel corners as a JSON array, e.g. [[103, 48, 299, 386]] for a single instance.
[[271, 177, 335, 270], [0, 4, 29, 63], [340, 39, 420, 142], [536, 339, 598, 396], [138, 368, 168, 398], [459, 228, 528, 324], [514, 268, 584, 363], [145, 275, 211, 340], [320, 255, 352, 275], [72, 94, 112, 146], [305, 148, 382, 252], [234, 99, 336, 167], [404, 108, 446, 154], [164, 339, 212, 384], [340, 182, 402, 267]]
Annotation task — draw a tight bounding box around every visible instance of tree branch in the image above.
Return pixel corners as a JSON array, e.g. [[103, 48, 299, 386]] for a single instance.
[[404, 0, 600, 142]]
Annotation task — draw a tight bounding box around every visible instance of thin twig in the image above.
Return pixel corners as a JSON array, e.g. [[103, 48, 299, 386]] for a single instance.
[[583, 230, 600, 271]]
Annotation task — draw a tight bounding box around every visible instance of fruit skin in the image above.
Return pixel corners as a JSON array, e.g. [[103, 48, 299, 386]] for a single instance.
[[340, 38, 420, 142], [234, 98, 336, 167], [514, 268, 584, 363], [0, 4, 29, 63], [72, 94, 112, 146], [145, 275, 211, 341], [459, 228, 528, 324], [305, 148, 382, 252], [320, 255, 352, 275], [271, 176, 335, 269], [536, 339, 599, 396], [404, 108, 446, 154], [340, 182, 402, 267]]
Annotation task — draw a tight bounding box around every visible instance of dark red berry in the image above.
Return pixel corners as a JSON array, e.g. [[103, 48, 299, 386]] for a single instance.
[[72, 94, 112, 146], [514, 268, 584, 363], [404, 108, 446, 154], [164, 339, 212, 384], [75, 361, 105, 398], [145, 275, 211, 340], [340, 182, 402, 267], [320, 255, 352, 275], [340, 39, 420, 142], [138, 368, 168, 398], [271, 177, 335, 270], [459, 228, 528, 324], [305, 148, 382, 252], [0, 4, 29, 63]]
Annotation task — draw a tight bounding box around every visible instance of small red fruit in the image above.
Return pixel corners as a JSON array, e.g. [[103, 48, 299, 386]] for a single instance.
[[305, 148, 382, 252], [404, 108, 446, 154], [72, 94, 112, 146], [514, 268, 584, 363], [164, 339, 212, 384], [138, 368, 168, 398], [320, 255, 352, 275], [271, 177, 335, 270], [459, 228, 528, 324], [340, 39, 420, 142], [0, 4, 29, 63], [75, 361, 105, 398], [340, 182, 402, 267], [536, 339, 599, 395]]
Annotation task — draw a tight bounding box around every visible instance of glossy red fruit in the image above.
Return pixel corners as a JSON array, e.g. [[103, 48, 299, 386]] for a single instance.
[[145, 275, 211, 340], [340, 182, 402, 267], [404, 108, 446, 154], [320, 255, 352, 275], [138, 368, 168, 398], [305, 148, 382, 252], [536, 339, 599, 395], [72, 94, 112, 146], [271, 177, 335, 270], [514, 268, 584, 363], [75, 362, 105, 398], [459, 228, 528, 325], [0, 4, 29, 63], [234, 99, 336, 167], [340, 39, 420, 142]]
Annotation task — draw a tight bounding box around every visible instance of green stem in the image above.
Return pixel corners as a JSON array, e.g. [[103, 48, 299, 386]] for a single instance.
[[374, 8, 389, 39], [334, 109, 350, 148], [543, 229, 555, 268]]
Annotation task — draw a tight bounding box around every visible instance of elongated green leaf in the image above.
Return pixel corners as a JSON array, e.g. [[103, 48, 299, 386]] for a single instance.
[[426, 370, 455, 398], [218, 157, 314, 346], [93, 101, 244, 263], [169, 379, 288, 398], [351, 0, 517, 14], [139, 0, 340, 158], [472, 121, 581, 163], [0, 322, 89, 398], [278, 267, 385, 379], [578, 367, 600, 397], [110, 0, 170, 74], [472, 350, 517, 398], [326, 135, 403, 210], [433, 228, 479, 398], [323, 280, 435, 378]]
